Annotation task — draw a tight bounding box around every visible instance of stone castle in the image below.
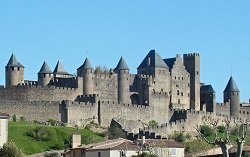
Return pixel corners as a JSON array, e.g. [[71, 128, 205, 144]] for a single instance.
[[0, 50, 248, 137]]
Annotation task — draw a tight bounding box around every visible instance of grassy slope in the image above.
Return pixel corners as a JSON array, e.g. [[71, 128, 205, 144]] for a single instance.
[[8, 121, 104, 155]]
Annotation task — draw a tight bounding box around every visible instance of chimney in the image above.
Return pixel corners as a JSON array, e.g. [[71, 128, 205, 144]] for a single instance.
[[72, 134, 81, 148]]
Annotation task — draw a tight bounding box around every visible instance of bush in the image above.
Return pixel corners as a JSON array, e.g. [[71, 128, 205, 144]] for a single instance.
[[200, 125, 213, 137], [172, 132, 186, 142], [217, 125, 226, 133], [107, 122, 127, 139], [0, 141, 23, 157], [27, 126, 54, 141], [176, 132, 186, 142], [12, 114, 17, 122], [148, 120, 158, 127], [20, 116, 26, 122], [50, 142, 64, 150], [48, 119, 57, 126]]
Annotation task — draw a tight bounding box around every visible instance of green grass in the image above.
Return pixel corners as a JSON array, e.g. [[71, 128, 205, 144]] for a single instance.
[[8, 121, 104, 155]]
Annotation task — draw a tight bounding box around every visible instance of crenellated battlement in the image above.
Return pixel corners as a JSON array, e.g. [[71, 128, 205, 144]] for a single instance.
[[62, 100, 96, 108], [183, 53, 200, 57], [186, 109, 213, 115], [137, 74, 153, 80], [12, 84, 78, 91], [94, 73, 117, 79], [100, 101, 150, 110], [75, 94, 98, 103], [144, 119, 187, 131]]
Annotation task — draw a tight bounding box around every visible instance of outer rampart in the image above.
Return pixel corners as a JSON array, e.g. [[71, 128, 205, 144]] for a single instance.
[[0, 85, 82, 101], [0, 100, 61, 121]]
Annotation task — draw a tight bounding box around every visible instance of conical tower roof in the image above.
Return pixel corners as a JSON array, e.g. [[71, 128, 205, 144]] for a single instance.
[[224, 76, 240, 92], [77, 58, 93, 70], [138, 49, 168, 69], [53, 61, 69, 75], [6, 54, 24, 68], [38, 61, 52, 74], [114, 56, 129, 71]]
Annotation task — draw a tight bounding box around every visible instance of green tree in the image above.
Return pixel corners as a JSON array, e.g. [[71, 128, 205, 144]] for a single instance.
[[148, 120, 158, 127], [12, 114, 16, 122], [0, 141, 23, 157]]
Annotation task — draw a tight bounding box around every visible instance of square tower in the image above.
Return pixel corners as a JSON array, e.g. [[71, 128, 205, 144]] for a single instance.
[[183, 53, 200, 111]]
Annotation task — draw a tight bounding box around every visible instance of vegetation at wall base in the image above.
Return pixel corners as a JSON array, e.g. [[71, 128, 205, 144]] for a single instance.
[[8, 121, 104, 155]]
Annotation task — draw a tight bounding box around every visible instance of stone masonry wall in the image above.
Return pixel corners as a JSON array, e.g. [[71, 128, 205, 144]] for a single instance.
[[0, 85, 82, 101], [0, 100, 61, 121], [93, 74, 118, 101], [99, 101, 150, 127], [64, 100, 98, 126]]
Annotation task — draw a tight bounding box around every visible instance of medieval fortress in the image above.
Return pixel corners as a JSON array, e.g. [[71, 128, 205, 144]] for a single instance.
[[0, 50, 248, 137]]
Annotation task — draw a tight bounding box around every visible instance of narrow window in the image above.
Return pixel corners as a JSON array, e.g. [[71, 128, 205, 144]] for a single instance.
[[98, 152, 101, 157]]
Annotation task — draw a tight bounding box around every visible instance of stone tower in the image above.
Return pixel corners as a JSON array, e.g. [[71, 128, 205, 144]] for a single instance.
[[77, 58, 94, 94], [5, 54, 25, 87], [114, 57, 129, 104], [53, 61, 70, 78], [183, 53, 200, 111], [224, 76, 240, 117], [38, 61, 53, 86], [200, 85, 216, 113]]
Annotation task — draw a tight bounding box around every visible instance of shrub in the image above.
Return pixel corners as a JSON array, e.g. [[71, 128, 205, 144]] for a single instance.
[[50, 142, 64, 150], [27, 126, 54, 141], [63, 135, 72, 149], [20, 116, 26, 122], [48, 119, 57, 126], [107, 122, 127, 139], [12, 114, 17, 122], [172, 132, 186, 142], [176, 132, 186, 142], [217, 125, 226, 133], [200, 125, 213, 137], [148, 120, 158, 127], [0, 141, 23, 157]]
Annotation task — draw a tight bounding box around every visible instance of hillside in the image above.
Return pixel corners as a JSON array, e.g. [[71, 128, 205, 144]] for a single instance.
[[8, 121, 105, 155]]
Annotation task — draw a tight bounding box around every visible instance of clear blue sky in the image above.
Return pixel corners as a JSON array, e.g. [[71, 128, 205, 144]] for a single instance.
[[0, 1, 250, 102]]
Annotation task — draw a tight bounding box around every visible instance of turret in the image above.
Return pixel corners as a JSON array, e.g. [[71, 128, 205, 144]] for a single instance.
[[53, 61, 71, 78], [183, 53, 200, 111], [114, 57, 130, 104], [5, 54, 25, 87], [38, 61, 53, 86], [223, 76, 240, 117], [77, 58, 94, 94]]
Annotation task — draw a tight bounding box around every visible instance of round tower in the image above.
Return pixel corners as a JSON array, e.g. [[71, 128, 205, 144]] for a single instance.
[[38, 61, 53, 86], [77, 58, 94, 94], [223, 76, 240, 117], [114, 57, 130, 104], [5, 54, 25, 87]]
